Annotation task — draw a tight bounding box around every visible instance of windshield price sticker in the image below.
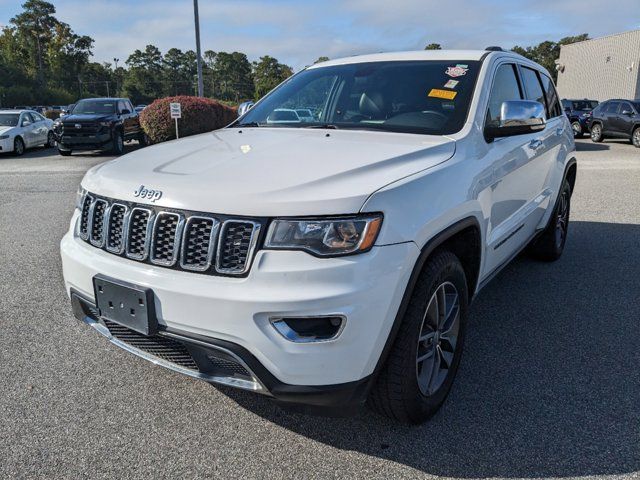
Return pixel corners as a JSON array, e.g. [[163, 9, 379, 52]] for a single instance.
[[428, 88, 457, 100]]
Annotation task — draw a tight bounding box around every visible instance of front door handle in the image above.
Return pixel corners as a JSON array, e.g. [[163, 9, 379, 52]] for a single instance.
[[556, 127, 564, 136], [528, 139, 543, 150]]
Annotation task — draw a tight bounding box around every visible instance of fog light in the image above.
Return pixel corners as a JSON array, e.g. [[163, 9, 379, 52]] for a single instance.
[[270, 315, 345, 343]]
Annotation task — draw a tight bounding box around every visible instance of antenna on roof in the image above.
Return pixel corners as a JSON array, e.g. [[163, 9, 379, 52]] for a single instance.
[[485, 46, 503, 51]]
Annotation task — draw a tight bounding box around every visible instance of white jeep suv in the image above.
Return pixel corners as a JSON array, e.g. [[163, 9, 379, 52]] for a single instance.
[[61, 49, 575, 423]]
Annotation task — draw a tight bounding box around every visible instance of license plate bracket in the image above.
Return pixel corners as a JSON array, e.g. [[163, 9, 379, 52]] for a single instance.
[[93, 274, 157, 336]]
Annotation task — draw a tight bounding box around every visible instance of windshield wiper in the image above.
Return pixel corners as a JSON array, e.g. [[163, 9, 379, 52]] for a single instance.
[[234, 122, 261, 128], [303, 124, 339, 129]]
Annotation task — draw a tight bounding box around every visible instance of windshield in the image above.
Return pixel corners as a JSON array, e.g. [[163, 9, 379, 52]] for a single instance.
[[236, 60, 481, 135], [571, 100, 598, 111], [0, 113, 19, 127], [72, 100, 117, 115]]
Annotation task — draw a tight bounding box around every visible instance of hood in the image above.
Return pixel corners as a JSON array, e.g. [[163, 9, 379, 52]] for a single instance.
[[83, 128, 455, 216], [0, 126, 16, 135], [63, 113, 115, 123]]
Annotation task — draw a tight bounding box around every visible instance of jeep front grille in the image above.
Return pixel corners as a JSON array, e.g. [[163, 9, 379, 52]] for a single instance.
[[78, 193, 262, 276]]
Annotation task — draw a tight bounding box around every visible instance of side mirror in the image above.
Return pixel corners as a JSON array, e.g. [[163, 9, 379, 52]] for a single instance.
[[238, 101, 255, 116], [22, 120, 31, 127], [120, 109, 131, 115], [485, 100, 546, 141], [622, 109, 633, 116]]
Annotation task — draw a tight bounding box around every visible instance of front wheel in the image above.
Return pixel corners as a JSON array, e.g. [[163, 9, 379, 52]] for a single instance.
[[590, 123, 604, 142], [368, 250, 468, 424], [13, 136, 25, 156]]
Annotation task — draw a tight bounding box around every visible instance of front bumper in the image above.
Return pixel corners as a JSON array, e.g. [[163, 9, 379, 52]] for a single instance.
[[58, 131, 112, 151], [61, 220, 419, 407], [0, 137, 13, 152]]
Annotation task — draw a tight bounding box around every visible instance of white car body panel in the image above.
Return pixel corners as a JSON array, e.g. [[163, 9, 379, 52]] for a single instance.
[[60, 50, 576, 401], [0, 109, 54, 153]]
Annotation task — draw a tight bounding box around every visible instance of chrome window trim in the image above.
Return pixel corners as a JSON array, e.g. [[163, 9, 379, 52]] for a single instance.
[[149, 211, 184, 267], [105, 203, 129, 254], [78, 193, 94, 241], [125, 207, 154, 261], [215, 220, 262, 275], [88, 198, 108, 248], [179, 215, 220, 272]]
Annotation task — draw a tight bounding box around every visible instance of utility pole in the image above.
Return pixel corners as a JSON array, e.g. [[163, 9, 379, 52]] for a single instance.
[[193, 0, 204, 97], [113, 58, 120, 93], [105, 81, 110, 97]]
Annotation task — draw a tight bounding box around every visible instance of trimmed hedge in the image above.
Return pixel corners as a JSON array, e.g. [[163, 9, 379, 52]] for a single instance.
[[140, 96, 237, 144]]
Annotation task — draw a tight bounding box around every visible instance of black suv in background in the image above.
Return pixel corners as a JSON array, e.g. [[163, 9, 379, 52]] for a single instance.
[[54, 98, 146, 156], [561, 99, 598, 138], [589, 99, 640, 147]]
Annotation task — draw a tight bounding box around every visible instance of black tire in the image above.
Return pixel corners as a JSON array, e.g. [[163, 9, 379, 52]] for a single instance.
[[46, 131, 56, 148], [138, 131, 149, 147], [368, 250, 468, 424], [111, 130, 124, 155], [571, 121, 583, 138], [58, 148, 72, 156], [528, 179, 571, 261], [590, 123, 604, 143], [13, 136, 25, 156], [632, 127, 640, 148]]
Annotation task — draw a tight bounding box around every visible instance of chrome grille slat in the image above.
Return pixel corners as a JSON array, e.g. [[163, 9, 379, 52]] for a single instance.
[[89, 199, 108, 247], [216, 220, 261, 274], [126, 207, 153, 261], [77, 193, 261, 276], [180, 216, 219, 271], [150, 212, 183, 266]]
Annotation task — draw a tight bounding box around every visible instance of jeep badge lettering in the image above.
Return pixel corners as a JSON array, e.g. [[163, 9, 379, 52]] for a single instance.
[[133, 185, 162, 202]]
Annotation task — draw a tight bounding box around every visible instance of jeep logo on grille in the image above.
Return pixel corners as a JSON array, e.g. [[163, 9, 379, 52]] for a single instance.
[[133, 185, 163, 202]]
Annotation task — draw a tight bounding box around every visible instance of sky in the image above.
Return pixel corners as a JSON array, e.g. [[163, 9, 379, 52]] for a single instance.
[[1, 0, 639, 71]]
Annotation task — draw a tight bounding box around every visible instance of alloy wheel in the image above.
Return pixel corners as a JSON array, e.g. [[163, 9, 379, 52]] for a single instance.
[[15, 138, 24, 155], [633, 129, 640, 148], [591, 125, 601, 141], [416, 281, 460, 396], [571, 122, 581, 137], [47, 131, 55, 147]]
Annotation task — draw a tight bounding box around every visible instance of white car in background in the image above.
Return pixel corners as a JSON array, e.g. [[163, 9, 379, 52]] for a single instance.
[[0, 110, 56, 155]]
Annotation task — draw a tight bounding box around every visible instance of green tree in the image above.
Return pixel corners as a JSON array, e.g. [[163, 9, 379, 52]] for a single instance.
[[10, 0, 58, 85], [122, 45, 164, 103], [424, 43, 442, 50], [208, 51, 254, 101], [252, 55, 293, 99], [512, 34, 588, 81], [314, 56, 330, 64]]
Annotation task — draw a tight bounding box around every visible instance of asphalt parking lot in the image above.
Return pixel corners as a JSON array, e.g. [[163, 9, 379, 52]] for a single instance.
[[1, 138, 639, 479]]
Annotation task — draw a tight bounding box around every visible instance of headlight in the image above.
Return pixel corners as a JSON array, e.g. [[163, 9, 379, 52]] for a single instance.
[[265, 214, 383, 257], [0, 134, 9, 140], [75, 186, 86, 210]]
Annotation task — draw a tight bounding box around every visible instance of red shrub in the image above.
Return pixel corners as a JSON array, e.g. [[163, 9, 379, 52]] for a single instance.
[[140, 96, 238, 144]]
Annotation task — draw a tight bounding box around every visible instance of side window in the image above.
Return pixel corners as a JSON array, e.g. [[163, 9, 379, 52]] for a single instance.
[[125, 100, 134, 113], [539, 74, 562, 118], [520, 67, 546, 114], [117, 100, 126, 113], [486, 63, 522, 127], [20, 114, 30, 126], [606, 102, 620, 114], [620, 102, 633, 114]]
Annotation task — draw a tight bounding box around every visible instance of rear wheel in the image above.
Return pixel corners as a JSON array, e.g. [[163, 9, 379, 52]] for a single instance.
[[529, 179, 571, 261], [46, 131, 56, 148], [571, 121, 583, 138], [368, 250, 468, 424], [13, 137, 25, 156], [632, 127, 640, 148], [590, 123, 604, 142]]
